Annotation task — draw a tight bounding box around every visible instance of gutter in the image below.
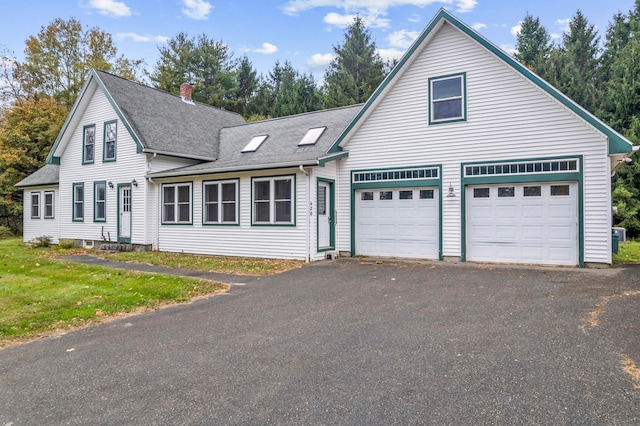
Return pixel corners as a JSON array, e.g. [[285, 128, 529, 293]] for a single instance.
[[299, 165, 311, 263]]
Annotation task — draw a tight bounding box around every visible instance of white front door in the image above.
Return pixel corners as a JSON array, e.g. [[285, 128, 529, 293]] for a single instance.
[[318, 181, 332, 249], [356, 187, 439, 259], [466, 182, 578, 266], [119, 185, 132, 243]]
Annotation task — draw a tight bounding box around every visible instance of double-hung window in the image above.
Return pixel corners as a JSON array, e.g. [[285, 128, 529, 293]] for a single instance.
[[429, 73, 466, 124], [252, 176, 294, 225], [83, 125, 95, 164], [163, 183, 192, 224], [203, 180, 238, 224], [73, 183, 84, 221], [44, 191, 54, 219], [94, 181, 106, 222], [30, 192, 40, 219], [103, 121, 117, 162]]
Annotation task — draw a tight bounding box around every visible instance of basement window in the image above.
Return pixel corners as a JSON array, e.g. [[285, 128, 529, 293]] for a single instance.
[[242, 135, 268, 153]]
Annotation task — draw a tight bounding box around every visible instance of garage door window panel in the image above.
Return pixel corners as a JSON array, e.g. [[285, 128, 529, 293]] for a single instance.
[[498, 187, 515, 197], [524, 186, 542, 197], [474, 188, 490, 198], [380, 191, 393, 200], [551, 185, 570, 196]]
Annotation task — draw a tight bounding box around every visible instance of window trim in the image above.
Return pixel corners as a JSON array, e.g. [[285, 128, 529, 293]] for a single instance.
[[30, 192, 40, 219], [162, 182, 193, 225], [72, 183, 84, 222], [202, 179, 240, 226], [103, 120, 117, 162], [82, 124, 95, 165], [94, 181, 107, 222], [251, 175, 296, 226], [428, 72, 467, 125], [44, 191, 55, 219]]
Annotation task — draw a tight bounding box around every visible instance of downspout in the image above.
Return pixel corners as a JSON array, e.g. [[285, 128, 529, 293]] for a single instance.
[[299, 165, 311, 263]]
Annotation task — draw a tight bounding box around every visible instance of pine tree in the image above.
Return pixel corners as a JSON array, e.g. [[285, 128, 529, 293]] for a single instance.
[[324, 16, 385, 108], [514, 14, 552, 75]]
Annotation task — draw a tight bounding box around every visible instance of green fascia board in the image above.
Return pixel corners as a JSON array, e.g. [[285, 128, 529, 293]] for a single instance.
[[46, 69, 143, 165], [328, 8, 633, 156]]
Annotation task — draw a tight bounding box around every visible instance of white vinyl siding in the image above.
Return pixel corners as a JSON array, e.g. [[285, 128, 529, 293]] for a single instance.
[[336, 21, 612, 265], [156, 169, 308, 260], [57, 85, 150, 245], [23, 186, 59, 244]]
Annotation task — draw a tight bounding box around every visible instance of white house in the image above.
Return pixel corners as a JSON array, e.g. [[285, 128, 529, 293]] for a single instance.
[[17, 9, 635, 267]]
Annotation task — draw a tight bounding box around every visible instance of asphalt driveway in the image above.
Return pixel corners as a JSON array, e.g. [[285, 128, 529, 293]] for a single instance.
[[1, 258, 639, 425]]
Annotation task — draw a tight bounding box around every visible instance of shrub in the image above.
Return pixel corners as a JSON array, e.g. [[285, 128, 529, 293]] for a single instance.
[[32, 236, 52, 248], [0, 226, 13, 240], [58, 239, 77, 249]]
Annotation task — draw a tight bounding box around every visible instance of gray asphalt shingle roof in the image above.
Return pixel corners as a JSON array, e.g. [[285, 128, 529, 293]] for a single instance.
[[15, 164, 59, 187], [147, 104, 362, 178], [95, 70, 246, 160]]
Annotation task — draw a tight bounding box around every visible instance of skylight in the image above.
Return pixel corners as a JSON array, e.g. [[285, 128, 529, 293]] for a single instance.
[[298, 127, 326, 146], [242, 135, 268, 153]]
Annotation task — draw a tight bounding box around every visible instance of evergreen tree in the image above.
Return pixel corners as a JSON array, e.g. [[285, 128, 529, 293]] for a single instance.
[[151, 33, 236, 108], [324, 16, 385, 108], [514, 14, 553, 75], [225, 56, 258, 116]]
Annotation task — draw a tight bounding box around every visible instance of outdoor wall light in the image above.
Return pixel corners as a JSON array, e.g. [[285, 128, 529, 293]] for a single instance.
[[108, 181, 114, 189], [446, 183, 456, 197], [132, 179, 138, 187]]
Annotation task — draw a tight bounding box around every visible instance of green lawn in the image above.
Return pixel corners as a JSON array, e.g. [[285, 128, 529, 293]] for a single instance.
[[0, 238, 227, 346], [613, 240, 640, 264]]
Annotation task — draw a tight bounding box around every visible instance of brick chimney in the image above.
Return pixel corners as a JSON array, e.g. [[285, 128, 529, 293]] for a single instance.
[[180, 83, 193, 102]]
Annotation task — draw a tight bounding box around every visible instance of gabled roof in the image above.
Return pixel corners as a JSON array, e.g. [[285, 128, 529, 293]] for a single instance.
[[15, 164, 59, 188], [329, 8, 634, 156], [147, 104, 362, 178], [47, 69, 245, 163]]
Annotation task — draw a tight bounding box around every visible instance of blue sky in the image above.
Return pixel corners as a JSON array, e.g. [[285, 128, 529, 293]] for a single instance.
[[0, 0, 636, 82]]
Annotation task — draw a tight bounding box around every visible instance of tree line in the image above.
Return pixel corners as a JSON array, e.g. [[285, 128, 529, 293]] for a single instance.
[[1, 4, 639, 237]]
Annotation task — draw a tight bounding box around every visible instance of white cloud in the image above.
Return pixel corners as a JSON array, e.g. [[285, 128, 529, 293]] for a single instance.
[[387, 30, 420, 49], [550, 33, 562, 40], [500, 44, 516, 55], [471, 22, 486, 31], [182, 0, 212, 20], [254, 43, 278, 54], [116, 33, 169, 43], [84, 0, 132, 18], [556, 18, 571, 33], [511, 21, 522, 37], [377, 47, 406, 62], [455, 0, 476, 13], [407, 13, 421, 23], [307, 53, 334, 70], [323, 12, 390, 28]]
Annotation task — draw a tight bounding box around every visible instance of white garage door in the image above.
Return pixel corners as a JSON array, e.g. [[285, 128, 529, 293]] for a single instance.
[[466, 182, 578, 266], [356, 187, 439, 259]]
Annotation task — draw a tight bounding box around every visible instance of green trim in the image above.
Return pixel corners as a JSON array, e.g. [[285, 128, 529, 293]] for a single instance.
[[250, 174, 297, 227], [428, 72, 467, 125], [43, 190, 55, 219], [93, 181, 107, 222], [72, 182, 84, 222], [30, 191, 41, 219], [102, 120, 117, 163], [201, 178, 240, 226], [91, 70, 144, 153], [316, 178, 336, 252], [327, 9, 633, 155], [82, 124, 96, 165], [46, 70, 143, 164], [349, 164, 443, 260], [117, 183, 132, 243], [161, 182, 194, 225], [318, 151, 349, 166], [460, 155, 584, 267]]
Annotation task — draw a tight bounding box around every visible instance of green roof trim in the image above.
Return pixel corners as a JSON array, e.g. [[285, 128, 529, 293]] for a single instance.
[[45, 70, 143, 164], [328, 8, 633, 156]]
